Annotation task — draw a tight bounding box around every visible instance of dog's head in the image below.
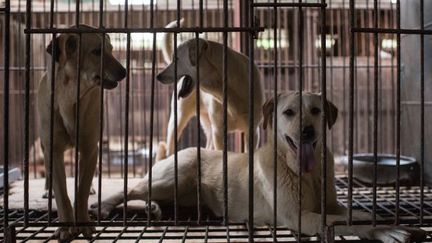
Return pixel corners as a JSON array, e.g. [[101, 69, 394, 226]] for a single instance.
[[156, 39, 208, 98], [46, 25, 126, 89], [262, 92, 338, 173]]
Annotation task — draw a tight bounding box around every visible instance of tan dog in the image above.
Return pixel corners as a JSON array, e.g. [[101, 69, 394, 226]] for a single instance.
[[37, 25, 126, 241], [93, 92, 425, 242], [156, 19, 264, 158]]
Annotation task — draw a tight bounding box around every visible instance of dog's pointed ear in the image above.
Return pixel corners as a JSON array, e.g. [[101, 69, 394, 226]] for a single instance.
[[262, 96, 276, 130], [189, 39, 208, 66], [46, 37, 61, 62], [325, 99, 338, 129]]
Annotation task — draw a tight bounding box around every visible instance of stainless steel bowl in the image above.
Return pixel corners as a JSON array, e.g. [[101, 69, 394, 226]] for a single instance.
[[339, 154, 419, 186]]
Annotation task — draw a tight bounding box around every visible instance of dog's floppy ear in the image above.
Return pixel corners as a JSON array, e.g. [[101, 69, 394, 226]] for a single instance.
[[262, 96, 277, 130], [325, 99, 338, 129], [64, 35, 78, 57], [46, 37, 61, 62], [189, 39, 208, 66], [46, 34, 78, 64]]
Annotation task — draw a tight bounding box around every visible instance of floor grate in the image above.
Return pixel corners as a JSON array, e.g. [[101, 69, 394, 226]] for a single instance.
[[2, 176, 432, 242]]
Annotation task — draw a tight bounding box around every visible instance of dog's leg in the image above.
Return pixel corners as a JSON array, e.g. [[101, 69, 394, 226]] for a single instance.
[[76, 145, 98, 238], [43, 175, 52, 198], [331, 211, 426, 243], [207, 100, 224, 150], [199, 114, 213, 149], [286, 211, 425, 242], [211, 125, 223, 150], [47, 148, 77, 241], [91, 179, 170, 219], [92, 151, 197, 219], [166, 92, 196, 156], [254, 127, 260, 149]]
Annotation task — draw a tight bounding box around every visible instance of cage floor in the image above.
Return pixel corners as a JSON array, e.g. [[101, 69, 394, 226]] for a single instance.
[[2, 176, 432, 242]]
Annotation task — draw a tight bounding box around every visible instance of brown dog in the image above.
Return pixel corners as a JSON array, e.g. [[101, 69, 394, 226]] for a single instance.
[[37, 25, 125, 241]]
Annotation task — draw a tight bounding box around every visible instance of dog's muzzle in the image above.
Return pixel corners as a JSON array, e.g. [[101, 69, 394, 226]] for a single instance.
[[101, 78, 119, 89], [96, 66, 126, 90], [285, 134, 318, 173]]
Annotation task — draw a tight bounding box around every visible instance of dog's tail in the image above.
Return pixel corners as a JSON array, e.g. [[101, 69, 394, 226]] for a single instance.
[[161, 18, 185, 64], [155, 142, 168, 162]]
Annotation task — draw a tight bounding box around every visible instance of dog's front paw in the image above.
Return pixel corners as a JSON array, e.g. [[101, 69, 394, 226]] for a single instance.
[[54, 227, 79, 243], [145, 201, 162, 220], [42, 190, 54, 199], [78, 226, 96, 238], [370, 226, 426, 243], [90, 202, 114, 219]]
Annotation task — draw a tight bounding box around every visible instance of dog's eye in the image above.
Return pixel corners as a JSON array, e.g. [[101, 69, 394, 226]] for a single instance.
[[311, 107, 321, 115], [284, 109, 295, 117], [92, 48, 102, 56]]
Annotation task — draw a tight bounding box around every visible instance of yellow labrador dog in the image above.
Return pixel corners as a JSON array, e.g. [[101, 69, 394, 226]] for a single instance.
[[156, 19, 264, 158], [37, 25, 126, 241], [92, 92, 425, 242]]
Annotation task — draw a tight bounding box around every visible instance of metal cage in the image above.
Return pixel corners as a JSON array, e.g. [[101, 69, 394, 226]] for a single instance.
[[1, 0, 432, 242]]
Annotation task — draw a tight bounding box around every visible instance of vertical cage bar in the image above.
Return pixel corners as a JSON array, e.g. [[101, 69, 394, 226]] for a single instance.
[[130, 3, 136, 179], [297, 1, 304, 241], [73, 37, 82, 224], [195, 0, 204, 225], [395, 0, 401, 225], [320, 0, 327, 239], [420, 0, 425, 226], [348, 0, 355, 225], [341, 1, 347, 154], [328, 1, 334, 152], [390, 3, 396, 156], [195, 32, 202, 223], [147, 0, 156, 225], [272, 2, 278, 242], [123, 0, 130, 225], [2, 0, 10, 229], [199, 0, 203, 27], [248, 1, 255, 242], [24, 0, 32, 227], [366, 0, 372, 154], [372, 0, 378, 226], [222, 0, 229, 226], [97, 0, 105, 224], [73, 0, 82, 223], [173, 0, 181, 224], [118, 5, 124, 179], [47, 0, 57, 223]]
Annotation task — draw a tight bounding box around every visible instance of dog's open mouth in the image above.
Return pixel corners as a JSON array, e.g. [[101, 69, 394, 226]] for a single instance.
[[95, 75, 119, 90], [178, 75, 194, 99], [285, 135, 318, 173], [285, 135, 298, 152]]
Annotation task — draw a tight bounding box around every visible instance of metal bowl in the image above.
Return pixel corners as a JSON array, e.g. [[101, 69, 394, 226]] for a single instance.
[[339, 153, 419, 186]]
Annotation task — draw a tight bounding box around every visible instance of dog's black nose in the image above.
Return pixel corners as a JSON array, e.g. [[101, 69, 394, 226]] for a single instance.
[[156, 73, 162, 81], [302, 125, 315, 142], [118, 67, 127, 79]]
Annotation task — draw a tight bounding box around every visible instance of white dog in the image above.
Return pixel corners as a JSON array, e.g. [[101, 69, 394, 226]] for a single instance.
[[92, 92, 425, 242], [156, 19, 264, 159]]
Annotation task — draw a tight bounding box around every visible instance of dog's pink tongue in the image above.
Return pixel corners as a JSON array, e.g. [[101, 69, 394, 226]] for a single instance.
[[300, 143, 316, 173]]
